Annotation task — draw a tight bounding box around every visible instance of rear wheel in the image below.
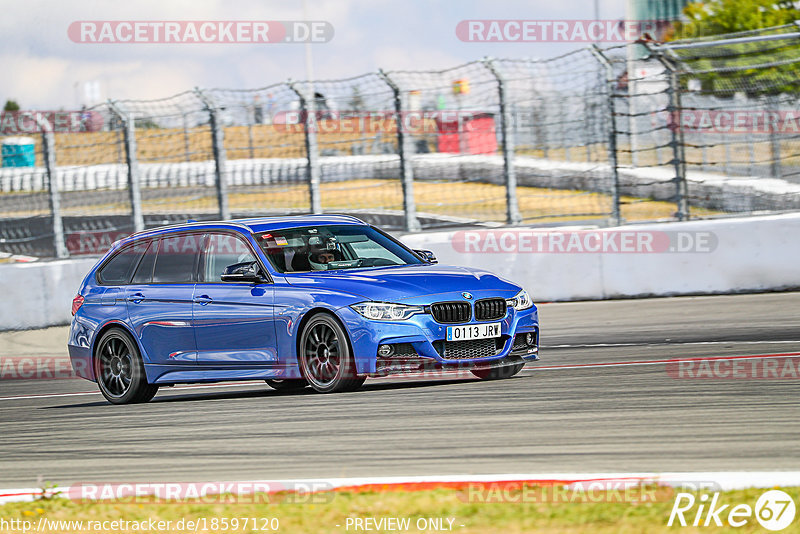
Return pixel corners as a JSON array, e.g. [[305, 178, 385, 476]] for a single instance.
[[471, 361, 525, 380], [299, 313, 364, 393], [265, 378, 308, 392], [95, 329, 158, 404]]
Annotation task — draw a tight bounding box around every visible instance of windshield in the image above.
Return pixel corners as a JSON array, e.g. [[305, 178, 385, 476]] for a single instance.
[[255, 225, 423, 273]]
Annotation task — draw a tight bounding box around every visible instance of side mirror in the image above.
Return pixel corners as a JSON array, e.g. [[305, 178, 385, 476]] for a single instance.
[[413, 249, 438, 264], [220, 261, 266, 283]]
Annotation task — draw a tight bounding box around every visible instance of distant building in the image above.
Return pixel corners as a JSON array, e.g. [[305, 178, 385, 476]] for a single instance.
[[628, 0, 697, 40], [629, 0, 696, 28], [626, 0, 699, 60]]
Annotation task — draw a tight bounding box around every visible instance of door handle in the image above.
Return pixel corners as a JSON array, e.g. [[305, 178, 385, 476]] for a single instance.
[[194, 295, 213, 306], [126, 293, 145, 304]]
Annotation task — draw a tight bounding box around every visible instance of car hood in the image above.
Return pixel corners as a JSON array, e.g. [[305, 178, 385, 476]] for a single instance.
[[282, 263, 521, 303]]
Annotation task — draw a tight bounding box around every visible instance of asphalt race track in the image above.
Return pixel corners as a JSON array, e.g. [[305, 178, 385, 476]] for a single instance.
[[1, 292, 799, 488]]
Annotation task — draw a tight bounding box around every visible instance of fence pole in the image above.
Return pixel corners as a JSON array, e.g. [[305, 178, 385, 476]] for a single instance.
[[195, 89, 231, 220], [36, 117, 67, 258], [560, 99, 570, 162], [378, 70, 421, 232], [768, 94, 782, 179], [182, 113, 192, 162], [667, 65, 688, 221], [649, 48, 688, 221], [626, 43, 639, 167], [584, 91, 592, 163], [539, 100, 549, 159], [483, 58, 522, 226], [590, 45, 622, 226], [108, 101, 144, 233], [289, 81, 322, 214]]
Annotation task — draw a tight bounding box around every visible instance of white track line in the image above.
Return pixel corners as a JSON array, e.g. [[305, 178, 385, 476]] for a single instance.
[[545, 340, 800, 349], [0, 381, 265, 402], [2, 472, 800, 504], [520, 352, 800, 372], [3, 353, 799, 402]]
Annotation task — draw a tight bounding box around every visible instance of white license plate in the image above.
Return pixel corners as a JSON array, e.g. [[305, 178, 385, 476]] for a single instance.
[[446, 322, 502, 341]]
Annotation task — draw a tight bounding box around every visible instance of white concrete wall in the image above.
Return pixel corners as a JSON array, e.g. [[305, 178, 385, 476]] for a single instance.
[[1, 214, 798, 330], [401, 213, 800, 302], [0, 258, 97, 331]]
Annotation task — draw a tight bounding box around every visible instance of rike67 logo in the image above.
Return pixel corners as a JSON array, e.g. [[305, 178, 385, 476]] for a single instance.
[[668, 490, 796, 531]]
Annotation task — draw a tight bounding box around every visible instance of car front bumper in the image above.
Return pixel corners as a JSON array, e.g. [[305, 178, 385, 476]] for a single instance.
[[338, 304, 539, 376]]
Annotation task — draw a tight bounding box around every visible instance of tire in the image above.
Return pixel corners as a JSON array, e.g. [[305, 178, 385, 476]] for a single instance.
[[298, 313, 364, 393], [345, 375, 367, 391], [94, 329, 158, 405], [265, 378, 308, 392], [471, 361, 525, 380]]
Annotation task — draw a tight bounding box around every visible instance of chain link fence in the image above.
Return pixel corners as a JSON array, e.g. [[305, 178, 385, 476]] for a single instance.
[[495, 51, 616, 223], [3, 23, 800, 258], [203, 83, 310, 217], [0, 130, 52, 257], [660, 24, 800, 216]]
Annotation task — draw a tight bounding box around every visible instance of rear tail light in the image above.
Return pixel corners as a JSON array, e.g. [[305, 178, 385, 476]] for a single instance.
[[71, 295, 84, 316]]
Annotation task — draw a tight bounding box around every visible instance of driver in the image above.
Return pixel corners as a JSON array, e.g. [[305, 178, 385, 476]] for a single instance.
[[308, 248, 338, 270]]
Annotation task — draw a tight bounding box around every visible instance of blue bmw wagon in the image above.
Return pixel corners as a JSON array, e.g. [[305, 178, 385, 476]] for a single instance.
[[68, 215, 539, 404]]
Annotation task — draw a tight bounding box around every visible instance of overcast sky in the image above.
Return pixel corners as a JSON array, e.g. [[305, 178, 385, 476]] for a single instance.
[[2, 0, 628, 109]]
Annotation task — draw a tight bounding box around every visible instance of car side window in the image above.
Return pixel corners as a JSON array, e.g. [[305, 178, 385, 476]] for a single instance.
[[152, 234, 201, 284], [349, 240, 404, 264], [203, 233, 257, 282], [131, 240, 157, 284], [97, 240, 148, 285]]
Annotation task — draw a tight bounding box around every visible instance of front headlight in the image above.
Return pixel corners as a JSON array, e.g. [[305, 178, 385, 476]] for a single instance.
[[506, 289, 533, 311], [351, 302, 425, 321]]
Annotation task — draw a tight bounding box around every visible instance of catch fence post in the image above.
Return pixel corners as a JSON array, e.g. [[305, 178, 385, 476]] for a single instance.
[[378, 69, 421, 232], [647, 47, 689, 221], [289, 81, 323, 214], [483, 58, 522, 225], [195, 88, 231, 220], [37, 116, 68, 258], [590, 45, 622, 226], [108, 100, 144, 233]]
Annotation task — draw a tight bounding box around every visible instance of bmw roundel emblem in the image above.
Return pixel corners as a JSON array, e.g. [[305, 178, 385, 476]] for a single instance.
[[462, 292, 473, 300]]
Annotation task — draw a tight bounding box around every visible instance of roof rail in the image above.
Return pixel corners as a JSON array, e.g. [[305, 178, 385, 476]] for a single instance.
[[126, 219, 252, 239]]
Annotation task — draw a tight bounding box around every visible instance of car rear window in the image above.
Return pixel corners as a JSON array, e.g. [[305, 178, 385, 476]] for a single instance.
[[97, 240, 149, 285], [131, 240, 157, 284]]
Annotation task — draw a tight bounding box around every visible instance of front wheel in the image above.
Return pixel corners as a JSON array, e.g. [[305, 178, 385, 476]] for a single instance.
[[299, 313, 364, 393], [471, 361, 525, 380], [94, 329, 158, 404]]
